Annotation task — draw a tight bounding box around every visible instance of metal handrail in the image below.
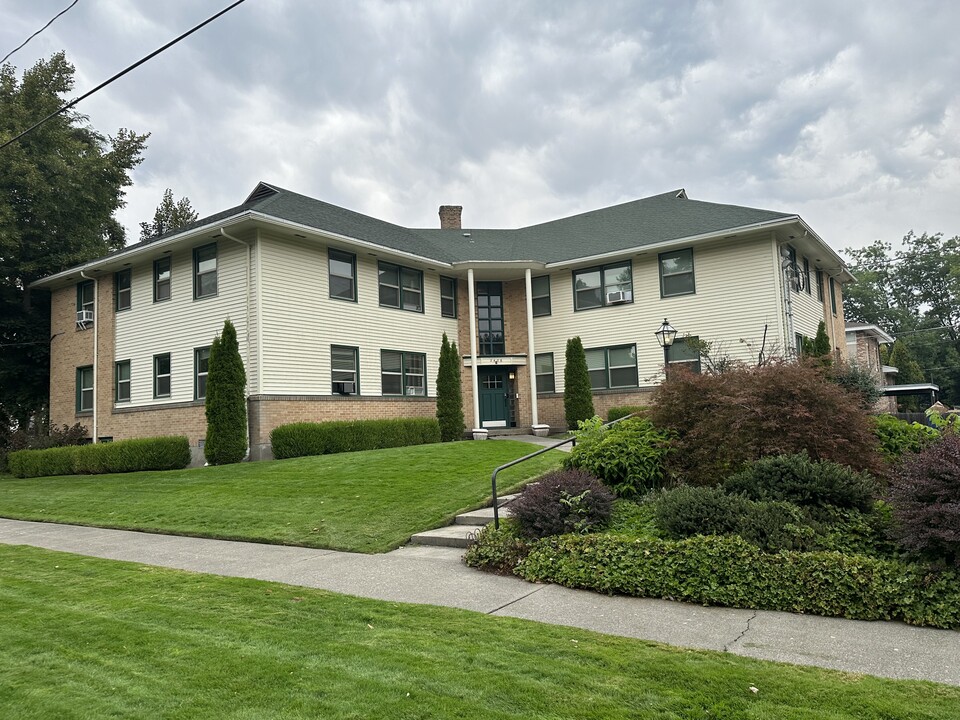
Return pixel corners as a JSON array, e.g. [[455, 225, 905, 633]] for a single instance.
[[489, 414, 635, 529]]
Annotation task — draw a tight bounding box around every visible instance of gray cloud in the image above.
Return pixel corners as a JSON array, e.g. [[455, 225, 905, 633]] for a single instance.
[[1, 0, 958, 249]]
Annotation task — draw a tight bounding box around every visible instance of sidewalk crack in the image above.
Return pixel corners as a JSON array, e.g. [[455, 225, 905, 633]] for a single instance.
[[486, 585, 547, 615], [724, 611, 757, 652]]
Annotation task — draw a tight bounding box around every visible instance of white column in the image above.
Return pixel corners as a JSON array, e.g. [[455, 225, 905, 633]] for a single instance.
[[467, 268, 481, 431], [524, 269, 539, 426]]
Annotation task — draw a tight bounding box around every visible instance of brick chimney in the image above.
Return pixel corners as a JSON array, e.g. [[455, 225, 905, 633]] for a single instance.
[[439, 205, 462, 229]]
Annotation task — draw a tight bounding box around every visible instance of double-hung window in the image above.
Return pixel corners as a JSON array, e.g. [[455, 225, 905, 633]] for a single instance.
[[535, 353, 555, 393], [531, 275, 551, 316], [115, 269, 132, 311], [787, 246, 799, 292], [154, 353, 171, 398], [659, 249, 695, 297], [76, 366, 94, 412], [154, 257, 172, 302], [803, 257, 812, 295], [440, 276, 457, 318], [193, 243, 218, 299], [329, 249, 356, 301], [331, 345, 359, 395], [829, 277, 838, 315], [115, 360, 131, 403], [585, 345, 638, 390], [194, 347, 210, 400], [816, 270, 824, 302], [573, 262, 632, 310], [381, 350, 426, 396], [77, 280, 94, 322], [667, 337, 702, 375], [379, 262, 423, 312]]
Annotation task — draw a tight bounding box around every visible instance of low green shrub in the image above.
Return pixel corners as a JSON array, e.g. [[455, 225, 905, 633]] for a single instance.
[[463, 522, 531, 574], [7, 446, 77, 478], [563, 417, 672, 497], [271, 418, 441, 459], [0, 422, 87, 473], [7, 436, 191, 478], [723, 452, 877, 513], [510, 469, 614, 539], [872, 414, 939, 460], [606, 406, 646, 422], [515, 533, 960, 629], [608, 499, 662, 537]]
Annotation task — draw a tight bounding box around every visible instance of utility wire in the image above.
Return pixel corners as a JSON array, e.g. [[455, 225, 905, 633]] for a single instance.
[[0, 0, 81, 66], [0, 0, 248, 152]]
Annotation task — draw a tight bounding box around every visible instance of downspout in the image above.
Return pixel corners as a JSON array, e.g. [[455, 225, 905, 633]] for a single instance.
[[80, 271, 98, 443], [524, 269, 539, 427], [467, 268, 481, 432], [218, 228, 253, 376]]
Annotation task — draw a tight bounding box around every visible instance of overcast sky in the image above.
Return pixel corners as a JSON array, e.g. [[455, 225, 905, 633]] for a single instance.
[[2, 0, 958, 253]]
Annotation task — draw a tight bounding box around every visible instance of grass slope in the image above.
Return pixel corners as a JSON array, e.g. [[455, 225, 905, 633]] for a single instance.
[[0, 441, 559, 553], [1, 545, 958, 719]]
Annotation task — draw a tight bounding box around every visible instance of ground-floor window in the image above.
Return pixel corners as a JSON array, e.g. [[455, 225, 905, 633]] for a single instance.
[[585, 344, 638, 390], [535, 353, 555, 393], [381, 350, 426, 396], [76, 365, 94, 412], [332, 345, 359, 395]]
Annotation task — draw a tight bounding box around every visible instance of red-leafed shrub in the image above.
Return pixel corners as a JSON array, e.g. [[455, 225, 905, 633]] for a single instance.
[[888, 434, 960, 568], [649, 359, 882, 482], [511, 469, 615, 539]]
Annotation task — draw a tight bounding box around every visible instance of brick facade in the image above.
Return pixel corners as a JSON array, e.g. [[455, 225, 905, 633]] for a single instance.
[[537, 388, 656, 430]]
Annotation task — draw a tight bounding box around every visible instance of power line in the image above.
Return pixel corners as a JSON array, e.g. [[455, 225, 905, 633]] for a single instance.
[[0, 0, 248, 152], [0, 0, 81, 66]]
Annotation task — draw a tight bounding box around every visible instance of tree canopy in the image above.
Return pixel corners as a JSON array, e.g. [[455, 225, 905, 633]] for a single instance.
[[844, 232, 960, 406], [0, 52, 148, 428], [139, 188, 198, 241]]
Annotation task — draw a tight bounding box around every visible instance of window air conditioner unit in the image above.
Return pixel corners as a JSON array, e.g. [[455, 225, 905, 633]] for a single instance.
[[76, 309, 94, 324], [333, 381, 355, 395], [606, 290, 627, 304], [406, 386, 423, 396]]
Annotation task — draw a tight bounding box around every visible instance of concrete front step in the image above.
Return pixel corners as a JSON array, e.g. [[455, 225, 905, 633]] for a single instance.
[[455, 506, 513, 526], [408, 524, 483, 548]]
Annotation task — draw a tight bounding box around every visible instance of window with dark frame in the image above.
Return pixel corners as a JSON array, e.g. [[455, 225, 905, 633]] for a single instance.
[[829, 277, 837, 315], [380, 350, 426, 396], [440, 276, 457, 318], [115, 269, 131, 311], [154, 353, 171, 398], [573, 262, 633, 310], [76, 280, 94, 320], [476, 282, 505, 355], [787, 245, 799, 292], [584, 344, 638, 390], [816, 269, 824, 301], [329, 249, 356, 301], [115, 360, 131, 403], [535, 352, 555, 393], [378, 262, 423, 312], [803, 257, 812, 295], [154, 257, 171, 302], [659, 249, 695, 297], [331, 345, 359, 395], [666, 337, 702, 375], [193, 243, 218, 299], [531, 275, 551, 316], [194, 347, 210, 400], [76, 365, 94, 412]]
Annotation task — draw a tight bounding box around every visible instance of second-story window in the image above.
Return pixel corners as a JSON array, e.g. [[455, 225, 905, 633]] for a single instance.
[[154, 257, 172, 302], [378, 262, 423, 312], [115, 269, 131, 311], [440, 276, 457, 318], [76, 280, 94, 322], [193, 244, 218, 299], [329, 249, 356, 301], [573, 262, 633, 310], [531, 275, 551, 316]]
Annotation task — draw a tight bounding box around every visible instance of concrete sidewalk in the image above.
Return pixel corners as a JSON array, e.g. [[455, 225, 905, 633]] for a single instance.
[[1, 517, 957, 686]]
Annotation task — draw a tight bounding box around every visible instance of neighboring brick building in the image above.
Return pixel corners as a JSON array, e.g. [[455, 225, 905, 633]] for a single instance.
[[34, 183, 854, 460]]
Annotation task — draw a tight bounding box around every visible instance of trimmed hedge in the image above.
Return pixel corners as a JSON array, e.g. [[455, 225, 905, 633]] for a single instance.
[[515, 533, 960, 629], [271, 418, 441, 459], [606, 406, 646, 422], [7, 436, 191, 478]]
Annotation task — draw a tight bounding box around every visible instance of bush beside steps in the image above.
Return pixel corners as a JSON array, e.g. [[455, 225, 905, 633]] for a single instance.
[[7, 436, 192, 478], [271, 418, 441, 459]]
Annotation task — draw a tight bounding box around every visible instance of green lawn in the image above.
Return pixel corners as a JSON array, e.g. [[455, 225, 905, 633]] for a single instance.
[[1, 546, 957, 719], [0, 441, 559, 553]]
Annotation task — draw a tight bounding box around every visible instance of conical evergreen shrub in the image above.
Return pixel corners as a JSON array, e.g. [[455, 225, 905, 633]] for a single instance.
[[205, 319, 247, 465], [564, 336, 594, 429]]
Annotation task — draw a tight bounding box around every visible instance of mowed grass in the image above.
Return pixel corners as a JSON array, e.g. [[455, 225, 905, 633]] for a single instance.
[[0, 441, 559, 553], [1, 546, 958, 720]]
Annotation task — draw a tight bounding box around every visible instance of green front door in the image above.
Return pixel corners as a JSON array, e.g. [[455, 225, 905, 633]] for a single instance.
[[479, 368, 509, 428]]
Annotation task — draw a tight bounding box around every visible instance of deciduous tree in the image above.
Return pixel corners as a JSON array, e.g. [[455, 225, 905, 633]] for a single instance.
[[139, 188, 199, 240]]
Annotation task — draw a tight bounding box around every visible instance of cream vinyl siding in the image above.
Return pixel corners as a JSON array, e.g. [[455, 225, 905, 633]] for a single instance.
[[533, 233, 781, 392], [114, 239, 252, 407], [258, 233, 457, 396], [791, 263, 829, 342]]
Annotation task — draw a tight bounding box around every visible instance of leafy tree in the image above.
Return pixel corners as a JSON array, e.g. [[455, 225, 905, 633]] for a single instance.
[[563, 336, 594, 429], [205, 319, 247, 465], [139, 188, 199, 240], [436, 332, 464, 441], [844, 233, 960, 405], [0, 52, 148, 430], [886, 340, 925, 411]]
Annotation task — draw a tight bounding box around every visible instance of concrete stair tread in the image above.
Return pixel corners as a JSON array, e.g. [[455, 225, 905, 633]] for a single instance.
[[409, 525, 481, 548], [455, 506, 513, 525]]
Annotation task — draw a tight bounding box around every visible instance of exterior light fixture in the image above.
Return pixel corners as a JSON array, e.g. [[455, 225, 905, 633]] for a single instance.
[[655, 318, 677, 376]]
